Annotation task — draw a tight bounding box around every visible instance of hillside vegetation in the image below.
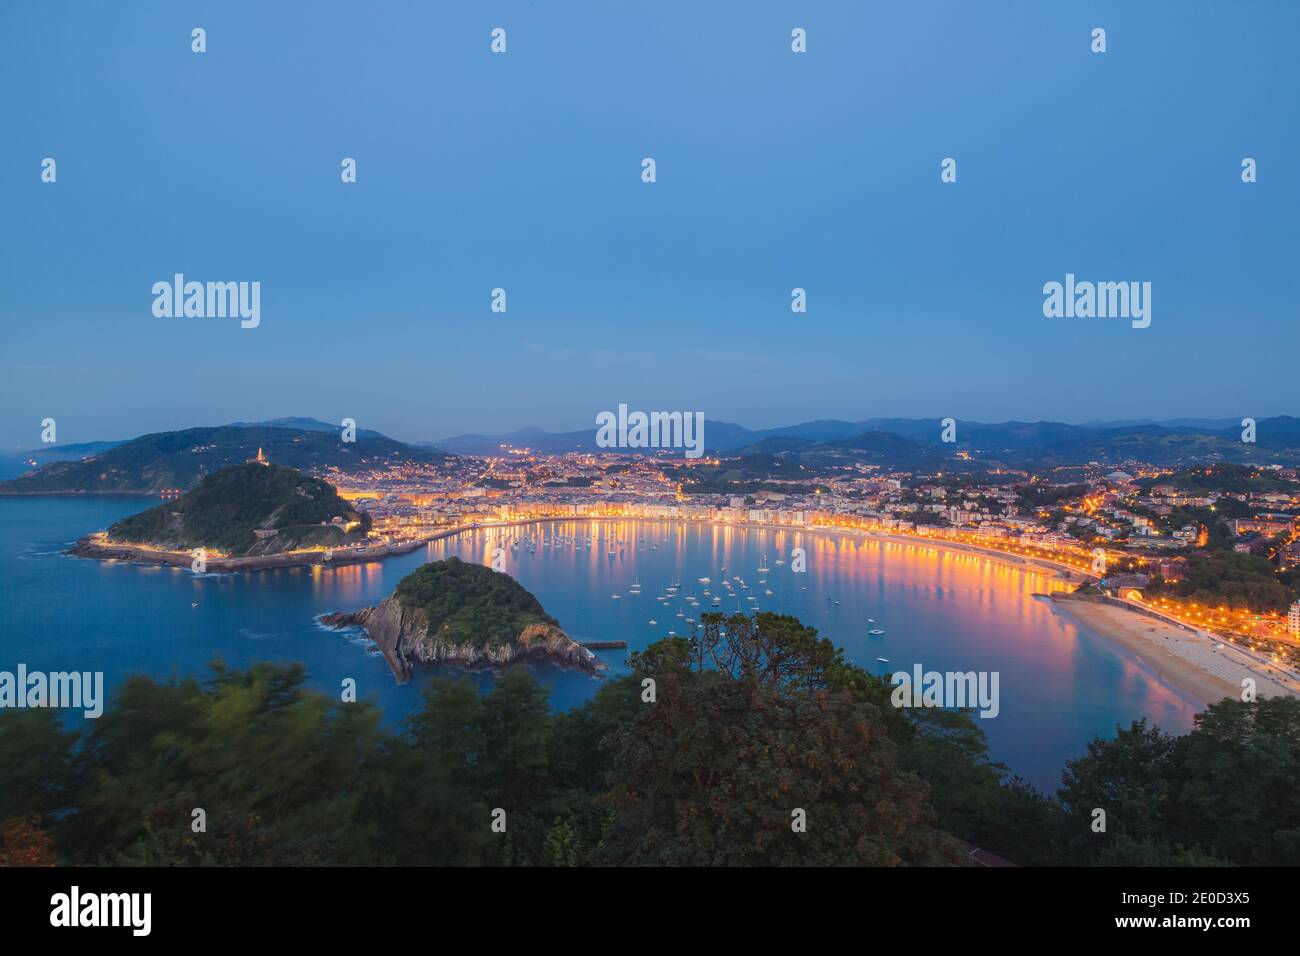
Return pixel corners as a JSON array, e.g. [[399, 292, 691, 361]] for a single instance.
[[393, 558, 560, 649], [106, 463, 371, 556], [0, 424, 445, 494]]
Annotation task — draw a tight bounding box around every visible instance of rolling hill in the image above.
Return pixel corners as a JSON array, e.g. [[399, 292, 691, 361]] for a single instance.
[[0, 424, 448, 494], [104, 462, 372, 556], [436, 416, 1300, 467]]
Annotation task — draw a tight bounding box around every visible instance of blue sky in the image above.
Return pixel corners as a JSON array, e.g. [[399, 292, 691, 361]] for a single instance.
[[1, 1, 1297, 449]]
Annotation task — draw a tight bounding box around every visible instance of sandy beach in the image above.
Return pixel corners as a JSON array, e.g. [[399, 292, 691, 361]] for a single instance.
[[1054, 598, 1299, 708]]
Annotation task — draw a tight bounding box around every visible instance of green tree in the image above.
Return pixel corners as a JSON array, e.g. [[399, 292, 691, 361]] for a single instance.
[[542, 820, 581, 867], [62, 662, 385, 865], [1166, 697, 1300, 865], [0, 708, 78, 835], [596, 613, 965, 866], [1057, 719, 1177, 864], [1095, 836, 1232, 867]]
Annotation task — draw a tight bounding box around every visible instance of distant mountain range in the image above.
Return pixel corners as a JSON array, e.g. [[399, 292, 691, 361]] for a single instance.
[[726, 430, 946, 472], [435, 416, 1300, 467], [0, 419, 448, 494], [226, 417, 391, 441], [3, 414, 1297, 495]]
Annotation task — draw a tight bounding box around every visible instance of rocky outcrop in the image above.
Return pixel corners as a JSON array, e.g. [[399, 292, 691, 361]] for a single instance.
[[320, 597, 605, 683]]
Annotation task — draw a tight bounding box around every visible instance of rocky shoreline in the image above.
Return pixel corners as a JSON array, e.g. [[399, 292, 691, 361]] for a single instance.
[[67, 535, 428, 573], [0, 489, 160, 497], [320, 596, 606, 683]]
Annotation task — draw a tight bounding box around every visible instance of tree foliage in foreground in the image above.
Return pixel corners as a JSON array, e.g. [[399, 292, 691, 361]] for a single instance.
[[1, 612, 1294, 866]]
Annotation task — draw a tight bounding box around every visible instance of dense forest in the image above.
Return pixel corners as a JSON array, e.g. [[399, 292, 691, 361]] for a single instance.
[[2, 612, 1297, 866]]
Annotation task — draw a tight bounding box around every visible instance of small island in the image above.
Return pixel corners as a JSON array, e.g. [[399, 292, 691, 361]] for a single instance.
[[321, 557, 606, 681], [67, 461, 402, 571]]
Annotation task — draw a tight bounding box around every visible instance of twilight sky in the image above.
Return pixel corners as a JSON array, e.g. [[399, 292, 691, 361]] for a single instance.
[[1, 0, 1297, 449]]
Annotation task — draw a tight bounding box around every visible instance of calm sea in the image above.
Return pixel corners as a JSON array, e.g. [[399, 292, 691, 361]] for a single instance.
[[0, 497, 1200, 791]]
